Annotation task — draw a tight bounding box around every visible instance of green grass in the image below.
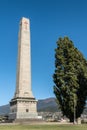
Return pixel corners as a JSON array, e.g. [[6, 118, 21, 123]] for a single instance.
[[0, 124, 87, 130]]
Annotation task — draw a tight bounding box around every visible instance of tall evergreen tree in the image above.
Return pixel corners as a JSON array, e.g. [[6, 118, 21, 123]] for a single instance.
[[53, 37, 87, 122]]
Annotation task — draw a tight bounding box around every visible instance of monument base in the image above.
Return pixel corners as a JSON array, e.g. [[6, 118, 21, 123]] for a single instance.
[[12, 117, 43, 124], [9, 97, 38, 120]]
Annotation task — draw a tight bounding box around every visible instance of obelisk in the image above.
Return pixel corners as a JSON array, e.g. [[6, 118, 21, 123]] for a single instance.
[[9, 17, 38, 120]]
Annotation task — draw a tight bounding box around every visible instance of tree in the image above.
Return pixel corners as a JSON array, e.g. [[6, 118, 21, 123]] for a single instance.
[[53, 37, 87, 122]]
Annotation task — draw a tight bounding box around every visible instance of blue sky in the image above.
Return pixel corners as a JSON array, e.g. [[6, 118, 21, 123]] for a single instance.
[[0, 0, 87, 106]]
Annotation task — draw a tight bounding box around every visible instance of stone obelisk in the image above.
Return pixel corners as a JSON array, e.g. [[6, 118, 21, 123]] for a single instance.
[[9, 17, 38, 120]]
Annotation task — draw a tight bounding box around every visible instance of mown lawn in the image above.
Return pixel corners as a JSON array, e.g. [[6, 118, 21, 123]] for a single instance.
[[0, 124, 87, 130]]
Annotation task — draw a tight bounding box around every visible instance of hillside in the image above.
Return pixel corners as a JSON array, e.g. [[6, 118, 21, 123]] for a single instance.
[[0, 104, 10, 115], [37, 97, 59, 112]]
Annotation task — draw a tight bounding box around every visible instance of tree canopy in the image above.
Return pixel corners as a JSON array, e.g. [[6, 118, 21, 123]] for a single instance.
[[53, 37, 87, 122]]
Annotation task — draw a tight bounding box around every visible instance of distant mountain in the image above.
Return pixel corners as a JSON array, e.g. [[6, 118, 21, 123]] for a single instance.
[[37, 97, 59, 112], [0, 97, 59, 116], [0, 104, 10, 116]]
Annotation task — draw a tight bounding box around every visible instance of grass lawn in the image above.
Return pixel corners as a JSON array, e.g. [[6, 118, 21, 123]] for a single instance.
[[0, 124, 87, 130]]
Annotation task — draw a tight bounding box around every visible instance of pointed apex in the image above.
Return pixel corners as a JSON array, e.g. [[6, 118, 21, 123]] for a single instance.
[[21, 17, 30, 22]]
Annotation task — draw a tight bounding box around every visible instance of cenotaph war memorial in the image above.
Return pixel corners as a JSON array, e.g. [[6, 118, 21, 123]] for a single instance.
[[9, 17, 38, 120]]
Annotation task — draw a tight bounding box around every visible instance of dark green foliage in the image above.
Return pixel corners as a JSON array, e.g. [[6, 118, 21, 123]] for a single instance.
[[53, 37, 87, 122]]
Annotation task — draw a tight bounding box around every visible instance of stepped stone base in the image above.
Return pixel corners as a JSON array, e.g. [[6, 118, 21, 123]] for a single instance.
[[13, 118, 43, 123], [9, 97, 38, 120]]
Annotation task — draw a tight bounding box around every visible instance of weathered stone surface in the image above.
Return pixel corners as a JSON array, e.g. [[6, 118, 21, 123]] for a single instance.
[[9, 17, 38, 120]]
